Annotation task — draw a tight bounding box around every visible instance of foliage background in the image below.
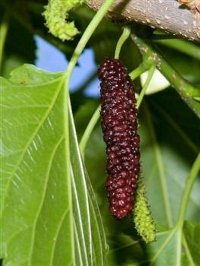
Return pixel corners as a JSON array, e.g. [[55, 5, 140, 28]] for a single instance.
[[1, 0, 200, 265]]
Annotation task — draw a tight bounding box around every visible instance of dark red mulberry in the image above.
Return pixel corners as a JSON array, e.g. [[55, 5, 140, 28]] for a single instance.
[[98, 58, 140, 219]]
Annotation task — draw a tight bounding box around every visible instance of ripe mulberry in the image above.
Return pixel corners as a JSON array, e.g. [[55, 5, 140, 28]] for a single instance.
[[98, 58, 140, 219]]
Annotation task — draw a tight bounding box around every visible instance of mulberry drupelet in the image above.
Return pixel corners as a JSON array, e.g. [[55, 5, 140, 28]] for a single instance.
[[98, 58, 140, 219]]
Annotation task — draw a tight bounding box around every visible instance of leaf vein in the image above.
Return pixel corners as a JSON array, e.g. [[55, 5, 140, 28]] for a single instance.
[[28, 135, 64, 265], [1, 78, 64, 218]]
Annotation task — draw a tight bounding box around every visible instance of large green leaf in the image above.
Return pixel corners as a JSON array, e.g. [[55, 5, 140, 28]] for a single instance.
[[0, 65, 73, 265], [0, 64, 106, 265]]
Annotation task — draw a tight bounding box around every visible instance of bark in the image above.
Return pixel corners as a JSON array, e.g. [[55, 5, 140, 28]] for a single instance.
[[87, 0, 200, 42]]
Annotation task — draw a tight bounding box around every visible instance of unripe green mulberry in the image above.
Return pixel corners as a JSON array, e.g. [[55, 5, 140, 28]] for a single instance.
[[133, 182, 156, 243], [43, 0, 85, 41]]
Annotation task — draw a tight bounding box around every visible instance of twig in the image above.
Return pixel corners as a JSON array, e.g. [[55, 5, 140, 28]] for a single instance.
[[88, 0, 200, 42], [131, 33, 200, 118]]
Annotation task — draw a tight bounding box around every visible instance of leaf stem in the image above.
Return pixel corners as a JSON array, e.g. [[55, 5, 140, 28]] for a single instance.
[[64, 0, 115, 83], [114, 26, 131, 59], [0, 9, 10, 74], [129, 63, 149, 80], [79, 105, 101, 155], [136, 65, 156, 109], [61, 0, 114, 154], [177, 153, 200, 227], [62, 0, 115, 164], [131, 33, 199, 95]]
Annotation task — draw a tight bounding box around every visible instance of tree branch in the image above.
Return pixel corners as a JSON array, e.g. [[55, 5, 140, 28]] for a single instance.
[[87, 0, 200, 42]]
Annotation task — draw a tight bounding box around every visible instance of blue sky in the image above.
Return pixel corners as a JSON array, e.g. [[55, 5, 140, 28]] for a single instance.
[[34, 36, 99, 97]]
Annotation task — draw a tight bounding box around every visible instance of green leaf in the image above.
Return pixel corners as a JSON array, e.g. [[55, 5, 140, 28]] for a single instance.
[[148, 220, 200, 265], [141, 93, 200, 227], [1, 65, 74, 265], [0, 64, 106, 265], [148, 229, 181, 265]]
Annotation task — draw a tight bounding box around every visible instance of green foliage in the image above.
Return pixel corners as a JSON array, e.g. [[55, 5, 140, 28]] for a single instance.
[[1, 0, 200, 265]]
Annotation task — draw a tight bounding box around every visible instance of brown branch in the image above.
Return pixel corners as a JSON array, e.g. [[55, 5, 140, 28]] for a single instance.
[[87, 0, 200, 42]]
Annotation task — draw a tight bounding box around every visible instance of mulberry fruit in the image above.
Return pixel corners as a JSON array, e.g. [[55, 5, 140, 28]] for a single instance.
[[98, 58, 140, 219]]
